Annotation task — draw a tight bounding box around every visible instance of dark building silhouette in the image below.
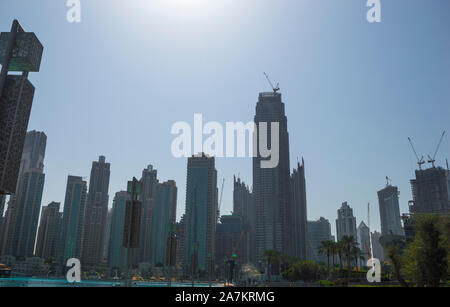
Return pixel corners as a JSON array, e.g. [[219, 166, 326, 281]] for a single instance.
[[409, 166, 450, 216], [184, 153, 217, 275], [0, 131, 46, 257], [35, 202, 62, 259], [0, 20, 43, 196], [377, 184, 404, 236], [253, 91, 291, 261], [82, 156, 111, 267]]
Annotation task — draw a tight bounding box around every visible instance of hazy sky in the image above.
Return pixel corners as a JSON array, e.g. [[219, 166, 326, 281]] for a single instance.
[[1, 0, 449, 236]]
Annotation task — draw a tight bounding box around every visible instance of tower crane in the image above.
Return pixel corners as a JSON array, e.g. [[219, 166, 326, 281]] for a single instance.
[[427, 131, 446, 168], [408, 137, 425, 170], [263, 72, 280, 94]]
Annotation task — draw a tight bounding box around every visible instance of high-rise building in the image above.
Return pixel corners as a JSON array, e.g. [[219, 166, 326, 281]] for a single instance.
[[82, 155, 111, 267], [290, 159, 308, 261], [233, 176, 255, 264], [175, 214, 186, 267], [103, 208, 112, 260], [0, 131, 46, 257], [0, 195, 5, 217], [108, 191, 129, 272], [0, 20, 43, 196], [409, 167, 450, 216], [307, 217, 332, 264], [35, 202, 61, 259], [371, 231, 385, 262], [253, 91, 291, 261], [377, 184, 404, 236], [184, 153, 217, 275], [357, 221, 371, 266], [215, 215, 248, 266], [149, 180, 177, 266], [59, 176, 87, 262], [336, 202, 357, 241], [138, 165, 158, 264]]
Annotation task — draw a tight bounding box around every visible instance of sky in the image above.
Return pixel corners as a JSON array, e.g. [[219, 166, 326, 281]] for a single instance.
[[1, 0, 449, 237]]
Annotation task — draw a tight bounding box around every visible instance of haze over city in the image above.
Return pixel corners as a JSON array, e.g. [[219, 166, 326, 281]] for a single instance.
[[1, 0, 449, 239]]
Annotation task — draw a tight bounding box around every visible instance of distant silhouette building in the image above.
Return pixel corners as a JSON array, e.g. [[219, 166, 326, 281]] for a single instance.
[[149, 180, 177, 266], [82, 156, 111, 267], [357, 221, 371, 266], [184, 153, 217, 275], [253, 91, 291, 262], [35, 202, 61, 259], [175, 214, 186, 267], [377, 184, 404, 236], [409, 167, 450, 216], [108, 191, 129, 272], [336, 202, 357, 241], [215, 215, 248, 267], [307, 217, 332, 264], [138, 165, 158, 264], [290, 159, 309, 261], [371, 231, 384, 262], [59, 176, 87, 262], [0, 131, 46, 257], [103, 208, 112, 260], [233, 176, 255, 264]]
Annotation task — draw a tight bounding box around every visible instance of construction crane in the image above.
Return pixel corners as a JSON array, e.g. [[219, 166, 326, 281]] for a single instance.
[[217, 178, 225, 222], [427, 131, 446, 168], [408, 137, 425, 170], [263, 72, 280, 94], [385, 176, 391, 186]]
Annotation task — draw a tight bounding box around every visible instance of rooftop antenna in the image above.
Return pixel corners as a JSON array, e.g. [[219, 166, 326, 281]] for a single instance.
[[427, 131, 446, 168], [408, 137, 425, 170], [263, 72, 280, 94], [446, 159, 449, 171]]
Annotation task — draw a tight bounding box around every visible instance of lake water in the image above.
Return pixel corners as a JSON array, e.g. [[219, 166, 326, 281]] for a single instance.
[[0, 277, 224, 287]]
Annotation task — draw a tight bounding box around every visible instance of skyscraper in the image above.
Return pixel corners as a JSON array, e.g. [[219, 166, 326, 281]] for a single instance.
[[377, 184, 404, 236], [184, 153, 217, 275], [307, 217, 332, 264], [357, 221, 371, 266], [290, 159, 308, 261], [82, 155, 111, 267], [0, 20, 43, 196], [253, 91, 291, 261], [138, 165, 158, 264], [149, 180, 177, 266], [103, 208, 112, 260], [336, 202, 357, 241], [35, 202, 61, 259], [59, 176, 87, 262], [409, 166, 450, 216], [371, 231, 385, 262], [0, 130, 46, 257], [233, 176, 255, 264], [108, 191, 129, 272]]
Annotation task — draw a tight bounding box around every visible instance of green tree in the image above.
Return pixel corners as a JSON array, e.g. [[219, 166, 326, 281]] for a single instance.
[[318, 240, 334, 275], [340, 236, 358, 272], [404, 214, 448, 287], [262, 250, 280, 282], [282, 261, 321, 282], [386, 245, 408, 287]]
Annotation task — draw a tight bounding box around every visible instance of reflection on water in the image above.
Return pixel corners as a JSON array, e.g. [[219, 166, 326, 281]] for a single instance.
[[0, 277, 224, 287]]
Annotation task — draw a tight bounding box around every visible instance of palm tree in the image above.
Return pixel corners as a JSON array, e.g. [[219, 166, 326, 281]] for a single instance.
[[351, 246, 363, 271], [340, 236, 358, 273], [334, 240, 346, 273], [330, 241, 337, 272], [262, 250, 280, 283], [318, 240, 334, 274]]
